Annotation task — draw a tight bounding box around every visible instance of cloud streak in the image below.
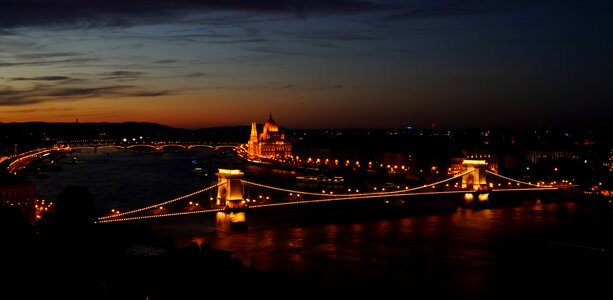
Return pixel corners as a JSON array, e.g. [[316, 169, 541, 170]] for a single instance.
[[15, 52, 82, 60], [7, 76, 72, 81], [4, 107, 73, 114], [0, 83, 177, 106], [99, 71, 146, 80], [0, 58, 99, 68]]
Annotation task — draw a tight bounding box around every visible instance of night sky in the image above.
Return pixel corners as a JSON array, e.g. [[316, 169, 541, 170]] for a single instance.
[[0, 0, 611, 129]]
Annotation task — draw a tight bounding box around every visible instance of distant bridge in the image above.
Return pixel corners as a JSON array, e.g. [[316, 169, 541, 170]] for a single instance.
[[58, 140, 239, 152]]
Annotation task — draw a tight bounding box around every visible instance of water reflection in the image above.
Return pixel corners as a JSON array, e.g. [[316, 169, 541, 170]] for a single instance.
[[202, 202, 611, 296]]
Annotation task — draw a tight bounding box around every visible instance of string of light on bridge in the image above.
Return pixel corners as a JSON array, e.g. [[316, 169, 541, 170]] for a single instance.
[[492, 187, 558, 192], [65, 140, 239, 152], [97, 207, 224, 223], [486, 170, 544, 187], [98, 181, 224, 220], [99, 170, 474, 222], [94, 169, 558, 224], [241, 169, 475, 198], [97, 171, 476, 223], [98, 190, 478, 223], [249, 190, 474, 209]]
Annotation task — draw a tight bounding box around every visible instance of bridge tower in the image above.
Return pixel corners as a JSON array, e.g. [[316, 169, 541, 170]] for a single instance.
[[461, 159, 489, 190], [215, 169, 247, 230], [461, 159, 490, 202]]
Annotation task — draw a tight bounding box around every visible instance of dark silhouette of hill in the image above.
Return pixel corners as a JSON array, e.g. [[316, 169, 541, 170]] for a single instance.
[[0, 122, 255, 148], [0, 121, 189, 140]]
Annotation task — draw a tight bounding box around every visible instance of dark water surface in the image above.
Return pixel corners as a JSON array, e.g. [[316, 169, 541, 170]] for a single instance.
[[30, 152, 613, 297]]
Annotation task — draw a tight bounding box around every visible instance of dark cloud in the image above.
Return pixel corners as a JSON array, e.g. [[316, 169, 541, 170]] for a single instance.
[[0, 58, 99, 68], [109, 71, 144, 77], [99, 71, 145, 80], [4, 107, 73, 113], [128, 90, 174, 97], [380, 0, 612, 20], [1, 0, 606, 29], [15, 52, 82, 60], [0, 0, 379, 28], [45, 86, 132, 98], [0, 84, 176, 106], [7, 76, 72, 81], [185, 72, 210, 77], [155, 59, 177, 64]]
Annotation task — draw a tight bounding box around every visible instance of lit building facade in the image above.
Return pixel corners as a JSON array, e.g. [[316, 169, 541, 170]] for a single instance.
[[247, 112, 292, 159], [0, 179, 37, 224]]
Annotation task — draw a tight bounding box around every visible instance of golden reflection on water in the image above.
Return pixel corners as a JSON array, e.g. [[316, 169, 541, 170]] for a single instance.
[[198, 201, 595, 294]]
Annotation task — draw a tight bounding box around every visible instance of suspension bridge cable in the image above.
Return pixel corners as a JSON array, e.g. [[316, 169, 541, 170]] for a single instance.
[[485, 170, 542, 187], [99, 190, 472, 223], [99, 181, 223, 220], [249, 190, 470, 209], [97, 207, 224, 223], [97, 170, 476, 223], [492, 187, 557, 192], [241, 169, 474, 198]]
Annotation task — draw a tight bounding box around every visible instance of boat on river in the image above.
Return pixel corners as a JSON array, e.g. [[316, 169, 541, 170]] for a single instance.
[[295, 175, 344, 185]]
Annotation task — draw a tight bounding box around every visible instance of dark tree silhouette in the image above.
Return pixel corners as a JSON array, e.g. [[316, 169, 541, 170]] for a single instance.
[[51, 185, 96, 228]]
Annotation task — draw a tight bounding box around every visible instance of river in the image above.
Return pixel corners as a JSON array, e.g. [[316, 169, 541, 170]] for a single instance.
[[28, 151, 613, 297]]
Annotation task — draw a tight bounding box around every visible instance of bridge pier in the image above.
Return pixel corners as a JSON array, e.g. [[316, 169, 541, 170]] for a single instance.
[[215, 169, 247, 231]]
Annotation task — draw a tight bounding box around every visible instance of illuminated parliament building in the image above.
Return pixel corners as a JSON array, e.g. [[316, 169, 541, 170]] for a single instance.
[[247, 112, 292, 159]]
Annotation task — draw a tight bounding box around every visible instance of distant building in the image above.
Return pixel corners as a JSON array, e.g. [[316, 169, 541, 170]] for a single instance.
[[0, 177, 37, 224], [525, 150, 577, 164], [247, 112, 292, 159]]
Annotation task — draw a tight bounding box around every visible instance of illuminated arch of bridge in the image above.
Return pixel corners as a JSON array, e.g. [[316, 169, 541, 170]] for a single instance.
[[97, 162, 557, 226]]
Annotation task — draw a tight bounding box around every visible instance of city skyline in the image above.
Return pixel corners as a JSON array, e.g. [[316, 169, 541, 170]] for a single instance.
[[1, 0, 612, 129]]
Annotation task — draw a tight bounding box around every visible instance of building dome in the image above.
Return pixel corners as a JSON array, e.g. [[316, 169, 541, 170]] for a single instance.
[[263, 112, 279, 133]]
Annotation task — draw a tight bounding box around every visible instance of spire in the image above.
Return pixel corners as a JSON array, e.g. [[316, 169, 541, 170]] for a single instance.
[[250, 122, 258, 138], [268, 109, 273, 122], [248, 122, 258, 156]]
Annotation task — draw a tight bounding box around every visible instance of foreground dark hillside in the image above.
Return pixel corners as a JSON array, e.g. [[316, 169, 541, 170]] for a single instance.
[[0, 185, 300, 300]]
